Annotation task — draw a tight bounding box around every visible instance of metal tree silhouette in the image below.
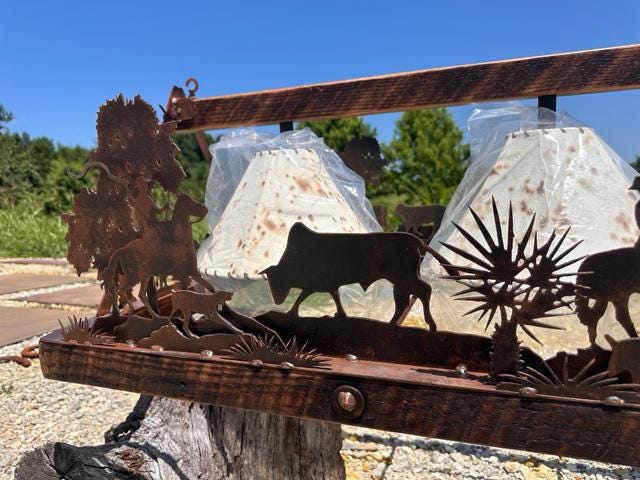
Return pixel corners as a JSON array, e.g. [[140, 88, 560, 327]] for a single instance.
[[441, 199, 581, 379]]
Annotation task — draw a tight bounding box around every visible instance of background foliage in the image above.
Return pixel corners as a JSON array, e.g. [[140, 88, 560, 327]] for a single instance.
[[0, 100, 472, 257]]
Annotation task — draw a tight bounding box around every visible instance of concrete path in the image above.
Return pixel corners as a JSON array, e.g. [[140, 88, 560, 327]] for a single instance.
[[0, 259, 99, 346]]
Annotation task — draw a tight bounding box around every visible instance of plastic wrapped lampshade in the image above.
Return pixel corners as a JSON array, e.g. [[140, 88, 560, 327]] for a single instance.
[[422, 107, 640, 356], [197, 129, 392, 317]]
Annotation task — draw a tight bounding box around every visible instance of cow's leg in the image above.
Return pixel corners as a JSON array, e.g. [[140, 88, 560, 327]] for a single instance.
[[613, 296, 639, 339], [288, 289, 313, 317], [330, 290, 347, 318], [182, 310, 195, 338], [390, 285, 411, 325], [411, 280, 437, 332], [577, 298, 607, 345], [139, 277, 159, 319]]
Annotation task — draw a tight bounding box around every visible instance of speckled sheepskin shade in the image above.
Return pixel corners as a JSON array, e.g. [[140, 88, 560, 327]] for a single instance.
[[198, 147, 371, 285], [424, 126, 640, 277]]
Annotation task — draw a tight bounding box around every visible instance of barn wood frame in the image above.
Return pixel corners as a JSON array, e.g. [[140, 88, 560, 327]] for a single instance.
[[41, 44, 640, 467]]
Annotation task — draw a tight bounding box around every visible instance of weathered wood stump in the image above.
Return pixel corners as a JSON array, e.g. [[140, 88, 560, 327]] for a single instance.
[[15, 395, 345, 480]]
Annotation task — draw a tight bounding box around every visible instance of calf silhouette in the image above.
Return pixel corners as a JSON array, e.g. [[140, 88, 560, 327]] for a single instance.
[[261, 222, 437, 330], [170, 290, 235, 337], [576, 247, 640, 345]]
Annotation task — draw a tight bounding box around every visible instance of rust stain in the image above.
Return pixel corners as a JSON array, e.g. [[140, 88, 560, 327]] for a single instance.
[[577, 178, 593, 191], [615, 212, 631, 232], [295, 177, 312, 193], [264, 218, 277, 231]]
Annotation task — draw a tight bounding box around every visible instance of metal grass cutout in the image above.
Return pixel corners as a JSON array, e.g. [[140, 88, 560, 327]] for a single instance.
[[226, 335, 328, 368], [59, 315, 114, 345]]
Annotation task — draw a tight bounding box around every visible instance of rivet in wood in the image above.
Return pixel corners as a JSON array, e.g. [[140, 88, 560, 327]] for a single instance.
[[331, 385, 365, 419], [345, 354, 358, 361], [200, 350, 213, 357], [151, 345, 164, 352], [604, 395, 625, 407], [250, 359, 264, 368], [280, 361, 294, 370], [455, 364, 468, 377], [338, 391, 357, 412], [519, 387, 538, 398], [125, 339, 136, 348]]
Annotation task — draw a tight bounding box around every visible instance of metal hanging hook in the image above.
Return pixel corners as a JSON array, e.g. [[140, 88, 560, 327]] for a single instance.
[[185, 77, 199, 98]]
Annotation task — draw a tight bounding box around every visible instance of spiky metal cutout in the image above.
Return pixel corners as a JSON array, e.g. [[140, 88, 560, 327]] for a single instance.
[[59, 315, 114, 345], [440, 199, 582, 377], [498, 355, 640, 403], [226, 335, 328, 368]]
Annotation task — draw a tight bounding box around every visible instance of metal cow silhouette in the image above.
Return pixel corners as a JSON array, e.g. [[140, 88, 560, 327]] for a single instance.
[[260, 222, 437, 330], [576, 246, 640, 344]]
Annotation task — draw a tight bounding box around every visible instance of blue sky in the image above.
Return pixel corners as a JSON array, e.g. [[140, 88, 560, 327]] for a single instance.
[[3, 1, 640, 161]]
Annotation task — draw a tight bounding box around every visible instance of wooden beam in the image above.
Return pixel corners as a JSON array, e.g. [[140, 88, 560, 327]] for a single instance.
[[172, 44, 640, 132], [40, 332, 640, 467]]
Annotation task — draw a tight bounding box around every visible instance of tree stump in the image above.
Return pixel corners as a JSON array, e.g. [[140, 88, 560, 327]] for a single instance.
[[15, 395, 345, 480]]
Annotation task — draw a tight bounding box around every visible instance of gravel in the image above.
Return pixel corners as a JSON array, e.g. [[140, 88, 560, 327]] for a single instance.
[[0, 335, 138, 479]]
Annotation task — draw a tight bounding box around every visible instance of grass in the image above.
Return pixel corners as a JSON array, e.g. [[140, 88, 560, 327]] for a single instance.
[[0, 208, 212, 259], [0, 207, 68, 258]]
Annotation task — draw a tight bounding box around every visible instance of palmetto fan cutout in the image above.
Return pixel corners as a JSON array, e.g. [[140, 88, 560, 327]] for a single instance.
[[498, 355, 640, 402], [440, 199, 583, 378]]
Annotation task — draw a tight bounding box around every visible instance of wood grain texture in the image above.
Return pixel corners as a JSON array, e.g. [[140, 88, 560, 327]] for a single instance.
[[172, 45, 640, 131], [16, 396, 344, 480], [40, 333, 640, 467]]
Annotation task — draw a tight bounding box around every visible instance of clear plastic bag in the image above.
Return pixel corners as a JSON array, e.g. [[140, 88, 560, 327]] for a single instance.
[[422, 106, 640, 356], [197, 128, 393, 318]]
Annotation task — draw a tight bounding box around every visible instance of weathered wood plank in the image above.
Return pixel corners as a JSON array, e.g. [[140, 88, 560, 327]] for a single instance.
[[170, 45, 640, 131], [40, 333, 640, 467]]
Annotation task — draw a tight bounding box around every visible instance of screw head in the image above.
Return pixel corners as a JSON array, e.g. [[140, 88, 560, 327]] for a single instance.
[[455, 364, 468, 377], [519, 387, 538, 398], [151, 345, 164, 352], [280, 361, 294, 370], [605, 395, 625, 407], [345, 354, 358, 362], [125, 339, 136, 348], [200, 350, 213, 357], [250, 359, 264, 368], [338, 391, 357, 412], [331, 385, 365, 419]]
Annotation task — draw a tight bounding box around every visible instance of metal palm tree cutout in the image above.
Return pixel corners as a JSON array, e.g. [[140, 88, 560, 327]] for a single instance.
[[441, 198, 582, 378]]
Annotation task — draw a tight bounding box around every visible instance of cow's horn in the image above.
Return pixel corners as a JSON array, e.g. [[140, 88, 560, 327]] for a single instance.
[[604, 334, 618, 348]]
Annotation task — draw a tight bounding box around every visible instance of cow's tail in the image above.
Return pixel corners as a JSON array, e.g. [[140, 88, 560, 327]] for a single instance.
[[412, 236, 460, 277]]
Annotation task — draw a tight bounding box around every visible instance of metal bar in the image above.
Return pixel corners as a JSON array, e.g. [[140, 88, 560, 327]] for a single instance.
[[538, 95, 557, 112], [166, 44, 640, 132], [279, 121, 294, 133]]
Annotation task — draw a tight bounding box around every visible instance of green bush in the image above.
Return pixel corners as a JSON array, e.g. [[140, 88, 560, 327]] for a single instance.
[[0, 207, 67, 258]]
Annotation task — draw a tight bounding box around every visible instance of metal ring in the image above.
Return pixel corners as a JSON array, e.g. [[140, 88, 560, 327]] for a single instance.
[[185, 77, 199, 98]]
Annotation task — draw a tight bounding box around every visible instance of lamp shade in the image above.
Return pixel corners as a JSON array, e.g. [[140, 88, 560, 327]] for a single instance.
[[422, 125, 640, 355], [198, 147, 374, 288]]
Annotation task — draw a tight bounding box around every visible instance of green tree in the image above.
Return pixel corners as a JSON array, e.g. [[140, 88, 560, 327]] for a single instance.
[[172, 133, 217, 203], [630, 155, 640, 172], [375, 108, 469, 207], [0, 104, 13, 131], [42, 145, 93, 214], [0, 132, 56, 207], [297, 117, 377, 152]]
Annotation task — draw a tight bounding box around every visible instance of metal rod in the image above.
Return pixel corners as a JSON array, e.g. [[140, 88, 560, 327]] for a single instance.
[[538, 95, 557, 112], [279, 121, 294, 133]]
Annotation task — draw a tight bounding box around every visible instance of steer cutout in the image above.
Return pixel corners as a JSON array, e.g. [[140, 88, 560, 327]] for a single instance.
[[261, 222, 437, 330]]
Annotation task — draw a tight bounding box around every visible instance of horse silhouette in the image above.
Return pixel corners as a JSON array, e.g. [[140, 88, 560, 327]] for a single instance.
[[103, 193, 215, 317]]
